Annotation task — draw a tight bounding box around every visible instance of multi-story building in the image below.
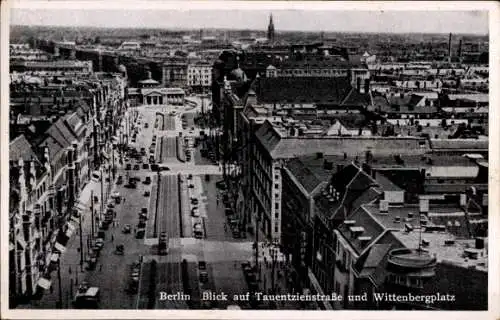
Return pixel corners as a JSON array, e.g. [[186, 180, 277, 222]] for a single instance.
[[187, 62, 212, 93], [10, 60, 93, 74], [162, 60, 188, 88], [248, 119, 430, 242]]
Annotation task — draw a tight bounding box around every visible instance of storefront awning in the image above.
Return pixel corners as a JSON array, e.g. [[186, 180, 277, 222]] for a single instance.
[[37, 277, 52, 290], [54, 242, 66, 253], [50, 253, 60, 263]]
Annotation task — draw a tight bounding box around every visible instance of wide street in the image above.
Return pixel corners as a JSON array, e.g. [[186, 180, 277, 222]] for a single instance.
[[29, 95, 285, 310]]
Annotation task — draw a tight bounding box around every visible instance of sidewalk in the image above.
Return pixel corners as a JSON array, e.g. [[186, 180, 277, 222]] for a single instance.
[[30, 152, 121, 308]]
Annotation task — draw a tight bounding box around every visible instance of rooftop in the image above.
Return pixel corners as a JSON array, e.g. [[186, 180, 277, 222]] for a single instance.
[[393, 231, 487, 272]]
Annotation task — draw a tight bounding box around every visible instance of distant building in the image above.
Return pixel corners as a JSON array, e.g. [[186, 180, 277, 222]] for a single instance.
[[127, 72, 185, 106], [162, 60, 188, 88], [10, 60, 93, 74], [187, 62, 212, 93], [267, 14, 275, 42]]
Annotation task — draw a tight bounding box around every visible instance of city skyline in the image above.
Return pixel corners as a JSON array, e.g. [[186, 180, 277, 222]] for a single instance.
[[10, 9, 490, 35]]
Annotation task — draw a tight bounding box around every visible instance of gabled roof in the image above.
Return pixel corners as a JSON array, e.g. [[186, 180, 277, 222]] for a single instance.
[[9, 135, 38, 162]]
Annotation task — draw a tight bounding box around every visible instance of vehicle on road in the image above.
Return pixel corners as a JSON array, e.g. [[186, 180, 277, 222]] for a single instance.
[[191, 207, 200, 217], [115, 244, 125, 255], [95, 238, 104, 250], [158, 232, 168, 255], [158, 165, 170, 171], [133, 164, 140, 170], [122, 224, 131, 234], [191, 198, 199, 205], [193, 223, 203, 239], [135, 228, 145, 239], [142, 163, 149, 170], [151, 164, 159, 171], [73, 283, 100, 309], [137, 221, 146, 229], [85, 253, 98, 270], [144, 176, 151, 185], [198, 261, 206, 270], [199, 270, 208, 283], [144, 190, 150, 197], [91, 171, 101, 181]]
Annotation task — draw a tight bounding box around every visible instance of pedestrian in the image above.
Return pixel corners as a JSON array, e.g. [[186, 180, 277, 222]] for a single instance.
[[111, 235, 114, 242], [69, 267, 72, 275], [99, 264, 103, 271]]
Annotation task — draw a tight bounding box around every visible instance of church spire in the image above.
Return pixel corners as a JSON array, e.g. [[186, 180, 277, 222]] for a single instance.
[[267, 13, 275, 42]]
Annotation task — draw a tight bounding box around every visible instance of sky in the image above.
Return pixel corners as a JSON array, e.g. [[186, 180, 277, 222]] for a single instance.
[[10, 7, 490, 35]]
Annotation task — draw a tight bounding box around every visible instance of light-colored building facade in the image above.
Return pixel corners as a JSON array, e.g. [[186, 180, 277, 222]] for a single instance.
[[187, 62, 212, 93]]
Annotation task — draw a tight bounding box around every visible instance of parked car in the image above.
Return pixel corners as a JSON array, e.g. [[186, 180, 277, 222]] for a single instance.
[[133, 164, 140, 170], [95, 238, 104, 250], [144, 191, 150, 197], [144, 176, 151, 185], [122, 224, 131, 234], [142, 163, 149, 170], [191, 198, 199, 205], [116, 176, 123, 185], [193, 223, 203, 239], [191, 207, 200, 217], [125, 164, 132, 170]]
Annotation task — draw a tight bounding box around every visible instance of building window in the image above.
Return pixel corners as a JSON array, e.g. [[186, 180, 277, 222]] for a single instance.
[[274, 175, 279, 180], [275, 202, 279, 210], [275, 184, 279, 189]]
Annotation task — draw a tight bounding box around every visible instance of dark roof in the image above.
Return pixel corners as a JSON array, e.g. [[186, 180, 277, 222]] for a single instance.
[[285, 158, 326, 194], [374, 172, 403, 192], [341, 88, 372, 107], [314, 164, 381, 223], [9, 135, 37, 162], [256, 76, 352, 104], [337, 205, 386, 255]]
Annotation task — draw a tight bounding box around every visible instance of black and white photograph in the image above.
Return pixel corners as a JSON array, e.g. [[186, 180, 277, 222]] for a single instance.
[[2, 1, 498, 319]]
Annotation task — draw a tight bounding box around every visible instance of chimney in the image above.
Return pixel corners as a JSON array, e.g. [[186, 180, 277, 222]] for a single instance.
[[364, 79, 370, 94], [323, 160, 333, 170], [419, 198, 429, 215], [475, 237, 485, 249], [365, 150, 373, 163], [379, 200, 389, 213], [459, 194, 467, 207]]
